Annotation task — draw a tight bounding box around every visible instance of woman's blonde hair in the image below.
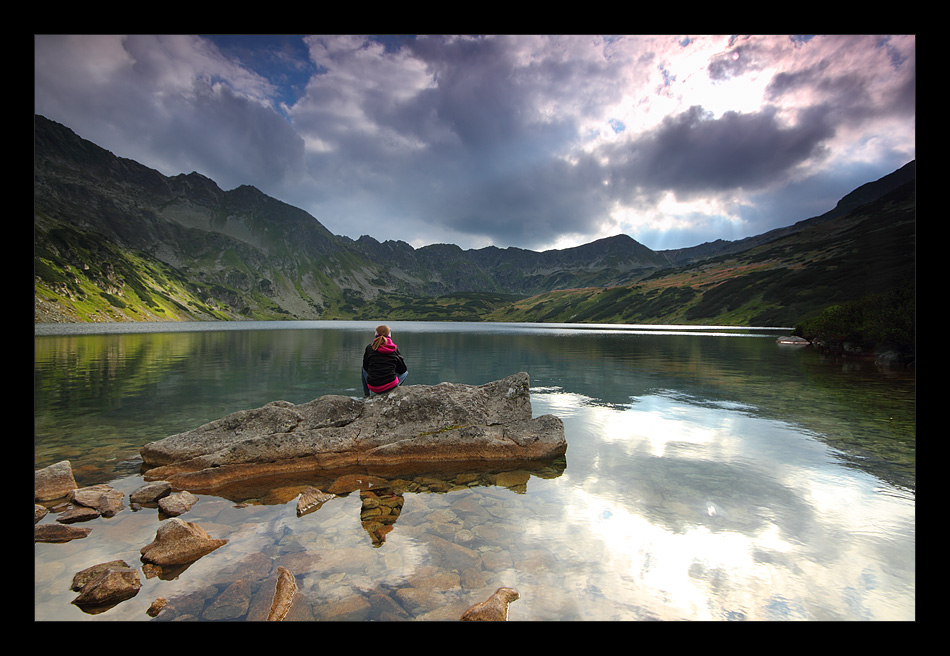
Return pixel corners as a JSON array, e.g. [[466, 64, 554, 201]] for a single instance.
[[372, 325, 391, 350]]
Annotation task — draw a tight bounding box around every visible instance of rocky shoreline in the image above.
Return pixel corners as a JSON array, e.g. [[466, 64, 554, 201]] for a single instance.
[[776, 334, 915, 368], [36, 456, 561, 619], [35, 373, 566, 620]]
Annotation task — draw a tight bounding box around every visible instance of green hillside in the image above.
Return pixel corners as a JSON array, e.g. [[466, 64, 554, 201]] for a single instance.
[[34, 114, 915, 334], [488, 180, 915, 328]]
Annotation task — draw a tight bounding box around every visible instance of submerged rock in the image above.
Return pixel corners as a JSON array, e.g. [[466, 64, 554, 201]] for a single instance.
[[202, 579, 252, 620], [460, 587, 520, 621], [140, 372, 566, 490], [266, 567, 297, 621]]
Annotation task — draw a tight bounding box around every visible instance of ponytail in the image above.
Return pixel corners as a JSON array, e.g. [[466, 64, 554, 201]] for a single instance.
[[372, 324, 392, 351]]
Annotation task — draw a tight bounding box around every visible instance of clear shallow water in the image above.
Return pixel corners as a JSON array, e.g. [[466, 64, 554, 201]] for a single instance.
[[34, 321, 915, 621]]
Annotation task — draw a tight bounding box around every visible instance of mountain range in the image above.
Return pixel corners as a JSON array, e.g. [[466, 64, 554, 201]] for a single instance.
[[33, 114, 916, 327]]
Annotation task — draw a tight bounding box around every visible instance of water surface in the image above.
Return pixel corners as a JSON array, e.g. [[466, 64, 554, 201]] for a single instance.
[[34, 321, 915, 621]]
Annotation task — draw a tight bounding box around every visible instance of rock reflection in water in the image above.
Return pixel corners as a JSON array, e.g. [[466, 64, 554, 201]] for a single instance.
[[360, 489, 404, 547], [145, 459, 565, 621]]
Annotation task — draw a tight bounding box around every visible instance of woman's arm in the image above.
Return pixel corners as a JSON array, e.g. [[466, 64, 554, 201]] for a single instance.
[[394, 349, 407, 375]]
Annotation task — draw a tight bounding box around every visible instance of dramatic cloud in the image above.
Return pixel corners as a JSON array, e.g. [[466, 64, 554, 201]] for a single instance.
[[34, 34, 915, 252], [603, 104, 836, 195]]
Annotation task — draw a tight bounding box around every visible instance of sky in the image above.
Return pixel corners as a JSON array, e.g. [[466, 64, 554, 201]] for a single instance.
[[34, 34, 916, 253]]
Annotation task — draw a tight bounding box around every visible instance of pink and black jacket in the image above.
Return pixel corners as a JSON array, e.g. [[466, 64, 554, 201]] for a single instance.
[[362, 335, 408, 394]]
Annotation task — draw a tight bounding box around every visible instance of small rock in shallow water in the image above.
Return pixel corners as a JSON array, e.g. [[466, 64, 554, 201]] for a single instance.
[[71, 560, 131, 591], [130, 480, 172, 505], [296, 487, 334, 516], [35, 460, 78, 501], [57, 505, 101, 524], [71, 564, 141, 608], [460, 587, 520, 621], [140, 517, 228, 566], [158, 490, 198, 517], [267, 567, 297, 621], [147, 597, 168, 617], [70, 484, 125, 517], [35, 523, 91, 543]]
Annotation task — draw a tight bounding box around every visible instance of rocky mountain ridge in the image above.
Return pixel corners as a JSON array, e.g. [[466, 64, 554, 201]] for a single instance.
[[34, 114, 915, 326]]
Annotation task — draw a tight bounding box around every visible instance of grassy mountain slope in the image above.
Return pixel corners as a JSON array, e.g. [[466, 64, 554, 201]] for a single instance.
[[658, 161, 917, 267], [34, 115, 672, 322], [487, 179, 915, 326], [34, 114, 915, 327], [33, 114, 436, 322]]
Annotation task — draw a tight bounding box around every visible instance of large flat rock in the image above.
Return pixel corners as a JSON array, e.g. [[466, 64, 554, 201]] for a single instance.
[[140, 372, 566, 490]]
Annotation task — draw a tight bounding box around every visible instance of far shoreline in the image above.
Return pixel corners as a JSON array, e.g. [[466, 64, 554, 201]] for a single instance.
[[34, 319, 795, 337]]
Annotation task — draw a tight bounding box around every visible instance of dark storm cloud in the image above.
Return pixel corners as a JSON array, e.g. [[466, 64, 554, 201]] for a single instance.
[[430, 151, 610, 245], [403, 36, 528, 148], [767, 60, 916, 124], [602, 103, 837, 199]]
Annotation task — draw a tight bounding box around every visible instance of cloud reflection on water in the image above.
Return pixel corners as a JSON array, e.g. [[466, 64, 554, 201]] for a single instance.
[[529, 388, 915, 620]]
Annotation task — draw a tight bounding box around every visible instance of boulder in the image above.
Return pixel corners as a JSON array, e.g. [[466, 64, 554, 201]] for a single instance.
[[35, 460, 78, 501], [57, 505, 100, 524], [140, 373, 566, 490], [71, 561, 141, 608], [140, 517, 228, 566], [69, 484, 125, 517], [158, 490, 198, 517], [35, 523, 91, 543], [130, 480, 172, 505]]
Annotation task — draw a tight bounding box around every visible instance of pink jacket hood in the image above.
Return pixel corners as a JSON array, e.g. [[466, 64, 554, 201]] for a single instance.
[[374, 335, 398, 353]]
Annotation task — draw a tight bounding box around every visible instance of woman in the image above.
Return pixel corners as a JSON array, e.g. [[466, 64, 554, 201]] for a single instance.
[[361, 325, 409, 397]]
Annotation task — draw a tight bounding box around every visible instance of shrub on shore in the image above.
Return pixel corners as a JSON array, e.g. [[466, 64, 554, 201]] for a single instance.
[[794, 286, 914, 356]]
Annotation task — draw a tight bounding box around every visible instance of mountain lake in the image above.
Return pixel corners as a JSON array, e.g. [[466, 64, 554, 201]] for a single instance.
[[34, 320, 915, 621]]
